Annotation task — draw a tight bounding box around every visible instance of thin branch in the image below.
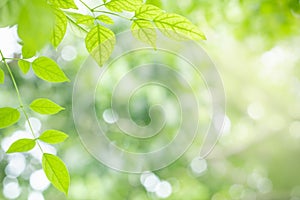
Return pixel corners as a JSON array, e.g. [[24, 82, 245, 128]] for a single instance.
[[79, 0, 93, 11], [0, 49, 43, 152], [91, 3, 106, 11], [66, 15, 88, 33]]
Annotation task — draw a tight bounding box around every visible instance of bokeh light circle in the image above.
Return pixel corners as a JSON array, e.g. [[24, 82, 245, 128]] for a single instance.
[[73, 30, 225, 172]]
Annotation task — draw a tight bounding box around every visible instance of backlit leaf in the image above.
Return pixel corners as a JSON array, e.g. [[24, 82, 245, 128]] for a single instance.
[[6, 139, 36, 153], [0, 107, 20, 129], [30, 98, 65, 115], [32, 57, 70, 83], [51, 8, 67, 47], [154, 13, 206, 41], [42, 153, 70, 195], [85, 25, 116, 66], [105, 0, 143, 12], [49, 0, 77, 9], [39, 130, 69, 144], [131, 20, 157, 47], [67, 12, 94, 26], [146, 0, 162, 8], [96, 15, 114, 24], [18, 60, 31, 74], [135, 4, 163, 20]]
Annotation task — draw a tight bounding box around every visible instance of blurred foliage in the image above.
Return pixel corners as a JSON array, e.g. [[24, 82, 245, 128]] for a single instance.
[[1, 0, 300, 200]]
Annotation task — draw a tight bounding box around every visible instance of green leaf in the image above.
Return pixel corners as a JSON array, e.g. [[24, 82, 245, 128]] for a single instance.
[[105, 0, 143, 12], [0, 107, 20, 129], [85, 25, 116, 66], [18, 0, 55, 51], [0, 0, 23, 27], [42, 153, 70, 195], [131, 20, 157, 47], [96, 15, 114, 24], [0, 68, 4, 84], [32, 57, 70, 83], [68, 13, 94, 25], [135, 4, 163, 20], [18, 60, 31, 74], [153, 13, 206, 41], [77, 16, 94, 25], [39, 130, 69, 144], [146, 0, 162, 8], [6, 139, 36, 153], [30, 98, 65, 115], [51, 8, 67, 47], [49, 0, 78, 9], [22, 44, 36, 59]]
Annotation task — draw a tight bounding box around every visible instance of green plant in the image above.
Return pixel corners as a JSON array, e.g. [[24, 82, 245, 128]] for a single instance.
[[0, 0, 205, 196]]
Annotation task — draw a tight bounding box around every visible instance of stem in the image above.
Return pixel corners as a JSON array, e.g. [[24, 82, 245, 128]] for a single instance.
[[0, 50, 43, 152], [4, 57, 21, 61], [66, 15, 88, 33], [93, 10, 132, 21], [91, 3, 105, 11], [79, 0, 93, 11]]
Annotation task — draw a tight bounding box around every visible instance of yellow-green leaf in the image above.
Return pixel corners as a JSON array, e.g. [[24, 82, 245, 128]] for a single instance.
[[105, 0, 143, 12], [131, 20, 157, 47], [67, 12, 94, 26], [134, 4, 163, 20], [85, 25, 116, 66], [30, 98, 65, 115], [49, 0, 77, 9], [0, 68, 4, 84], [18, 60, 31, 74], [6, 139, 36, 153], [77, 15, 94, 25], [0, 0, 23, 28], [39, 130, 68, 144], [96, 15, 114, 24], [22, 44, 36, 59], [0, 107, 20, 129], [51, 8, 67, 47], [42, 153, 70, 195], [32, 57, 70, 83], [146, 0, 162, 8], [154, 13, 206, 41], [18, 0, 55, 52]]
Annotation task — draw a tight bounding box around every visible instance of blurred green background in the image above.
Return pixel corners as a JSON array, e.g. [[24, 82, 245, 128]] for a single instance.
[[1, 0, 300, 199]]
